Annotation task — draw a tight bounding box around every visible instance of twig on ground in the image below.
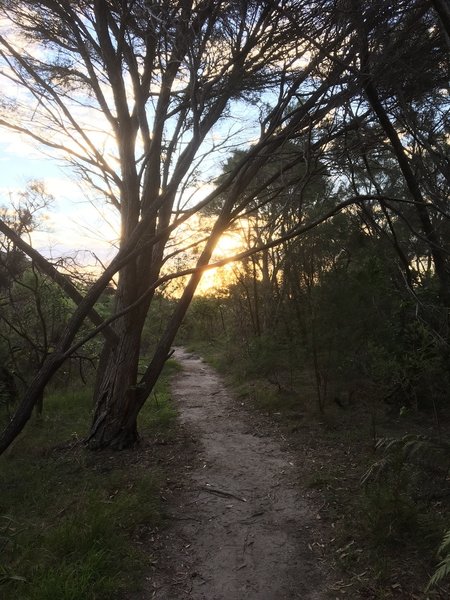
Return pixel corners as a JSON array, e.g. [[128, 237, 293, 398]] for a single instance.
[[200, 485, 247, 502]]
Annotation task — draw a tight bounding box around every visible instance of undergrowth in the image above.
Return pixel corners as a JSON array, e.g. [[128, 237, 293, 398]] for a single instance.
[[0, 364, 178, 600], [188, 338, 450, 598]]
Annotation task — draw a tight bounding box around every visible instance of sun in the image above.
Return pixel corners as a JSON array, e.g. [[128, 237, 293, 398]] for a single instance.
[[212, 231, 244, 259], [165, 217, 249, 297], [196, 230, 245, 295]]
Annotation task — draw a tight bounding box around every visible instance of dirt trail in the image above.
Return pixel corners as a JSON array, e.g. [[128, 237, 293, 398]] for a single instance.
[[152, 348, 328, 599]]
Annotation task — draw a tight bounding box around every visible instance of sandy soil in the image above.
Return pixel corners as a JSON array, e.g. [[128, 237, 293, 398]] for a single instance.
[[151, 348, 329, 600]]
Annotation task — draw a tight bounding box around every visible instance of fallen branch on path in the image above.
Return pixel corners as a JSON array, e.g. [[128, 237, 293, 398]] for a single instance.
[[201, 485, 247, 503]]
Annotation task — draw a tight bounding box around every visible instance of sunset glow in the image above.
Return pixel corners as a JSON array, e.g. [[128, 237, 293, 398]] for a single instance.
[[197, 229, 246, 294]]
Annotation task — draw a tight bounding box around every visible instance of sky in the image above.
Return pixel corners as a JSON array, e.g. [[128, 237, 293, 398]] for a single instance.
[[0, 1, 319, 293], [0, 84, 263, 284], [0, 122, 253, 293], [0, 129, 121, 271], [0, 13, 266, 287]]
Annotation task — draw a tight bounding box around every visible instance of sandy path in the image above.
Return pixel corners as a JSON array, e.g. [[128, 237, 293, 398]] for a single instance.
[[152, 348, 328, 599]]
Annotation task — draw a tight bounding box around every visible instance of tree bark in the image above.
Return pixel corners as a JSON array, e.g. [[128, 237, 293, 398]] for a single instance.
[[87, 319, 142, 449], [87, 247, 156, 449], [431, 0, 450, 39]]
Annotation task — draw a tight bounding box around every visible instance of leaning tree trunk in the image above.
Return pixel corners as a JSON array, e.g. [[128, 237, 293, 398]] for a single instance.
[[86, 216, 231, 450], [86, 251, 153, 449], [87, 318, 143, 449]]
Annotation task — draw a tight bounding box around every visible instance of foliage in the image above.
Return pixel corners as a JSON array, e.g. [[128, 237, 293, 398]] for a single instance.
[[361, 433, 450, 590], [362, 434, 450, 490], [428, 530, 450, 590], [0, 0, 448, 452], [360, 479, 419, 549], [2, 0, 362, 450], [178, 295, 226, 343]]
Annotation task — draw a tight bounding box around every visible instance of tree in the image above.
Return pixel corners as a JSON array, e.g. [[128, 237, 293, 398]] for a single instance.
[[0, 182, 97, 417], [344, 0, 450, 306], [0, 0, 357, 451], [2, 1, 446, 451], [0, 182, 54, 416]]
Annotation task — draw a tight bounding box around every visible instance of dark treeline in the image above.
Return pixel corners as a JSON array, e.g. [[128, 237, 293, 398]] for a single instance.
[[186, 145, 450, 418]]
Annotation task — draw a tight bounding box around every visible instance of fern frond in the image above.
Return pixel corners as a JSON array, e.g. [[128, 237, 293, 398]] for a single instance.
[[427, 555, 450, 590], [376, 437, 399, 452], [438, 529, 450, 555], [427, 529, 450, 591], [402, 437, 427, 458], [360, 457, 390, 485]]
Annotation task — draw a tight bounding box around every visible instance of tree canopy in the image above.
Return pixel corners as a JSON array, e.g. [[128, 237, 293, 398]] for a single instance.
[[0, 0, 448, 451]]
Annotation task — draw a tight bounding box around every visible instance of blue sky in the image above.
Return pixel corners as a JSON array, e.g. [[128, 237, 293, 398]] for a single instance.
[[0, 133, 120, 268]]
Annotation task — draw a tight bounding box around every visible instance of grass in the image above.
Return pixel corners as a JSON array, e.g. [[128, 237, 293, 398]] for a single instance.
[[139, 359, 180, 436], [0, 365, 178, 600]]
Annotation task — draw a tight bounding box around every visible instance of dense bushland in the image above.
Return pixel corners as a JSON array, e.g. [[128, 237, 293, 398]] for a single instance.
[[181, 204, 450, 596]]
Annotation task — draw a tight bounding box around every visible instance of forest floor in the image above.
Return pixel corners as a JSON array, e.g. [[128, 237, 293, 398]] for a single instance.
[[142, 346, 450, 600], [147, 347, 330, 599]]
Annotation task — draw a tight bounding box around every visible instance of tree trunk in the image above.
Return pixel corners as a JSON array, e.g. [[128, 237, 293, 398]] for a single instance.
[[87, 320, 142, 449], [86, 257, 152, 449], [86, 215, 230, 449], [431, 0, 450, 39], [363, 80, 450, 307]]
